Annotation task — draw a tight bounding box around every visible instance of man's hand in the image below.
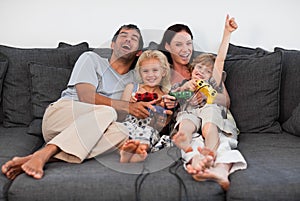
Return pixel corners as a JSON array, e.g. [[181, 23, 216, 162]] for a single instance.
[[128, 100, 156, 119]]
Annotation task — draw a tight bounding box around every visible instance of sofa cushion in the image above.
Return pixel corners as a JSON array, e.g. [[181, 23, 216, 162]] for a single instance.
[[7, 148, 225, 201], [0, 53, 8, 99], [0, 43, 88, 127], [27, 63, 72, 136], [0, 53, 9, 124], [282, 103, 300, 136], [274, 47, 300, 123], [224, 51, 282, 133], [228, 43, 268, 56], [227, 133, 300, 201]]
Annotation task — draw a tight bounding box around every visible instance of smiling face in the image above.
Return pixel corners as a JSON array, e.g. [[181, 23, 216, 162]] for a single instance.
[[165, 30, 193, 66], [139, 58, 166, 87], [192, 63, 213, 80], [111, 28, 141, 60]]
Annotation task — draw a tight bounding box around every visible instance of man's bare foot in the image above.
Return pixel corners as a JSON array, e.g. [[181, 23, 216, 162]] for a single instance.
[[21, 144, 59, 179], [1, 155, 32, 180], [129, 144, 148, 163], [172, 131, 193, 153], [120, 140, 140, 163], [192, 163, 230, 191]]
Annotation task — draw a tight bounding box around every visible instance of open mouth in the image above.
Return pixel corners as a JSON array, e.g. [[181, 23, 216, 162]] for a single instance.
[[122, 44, 131, 50]]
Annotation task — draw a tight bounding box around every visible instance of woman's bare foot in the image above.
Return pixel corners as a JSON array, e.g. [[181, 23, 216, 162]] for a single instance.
[[2, 155, 32, 180], [192, 163, 231, 191], [172, 131, 193, 153], [129, 144, 148, 163], [120, 140, 140, 163], [186, 147, 215, 175]]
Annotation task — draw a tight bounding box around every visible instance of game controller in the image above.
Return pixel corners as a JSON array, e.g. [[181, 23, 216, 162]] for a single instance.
[[195, 79, 217, 104], [169, 91, 194, 100], [134, 92, 158, 102]]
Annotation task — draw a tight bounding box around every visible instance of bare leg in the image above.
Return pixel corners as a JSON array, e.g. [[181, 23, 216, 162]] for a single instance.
[[202, 123, 220, 156], [2, 155, 32, 180], [119, 139, 140, 163], [21, 144, 59, 179], [192, 163, 232, 191], [129, 144, 148, 163], [172, 119, 196, 153]]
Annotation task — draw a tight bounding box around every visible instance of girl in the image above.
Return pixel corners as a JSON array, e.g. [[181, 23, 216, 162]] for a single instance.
[[119, 50, 173, 163]]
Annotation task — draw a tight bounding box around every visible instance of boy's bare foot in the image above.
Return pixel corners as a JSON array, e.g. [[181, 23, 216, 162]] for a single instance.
[[120, 140, 140, 163], [129, 144, 148, 163], [172, 131, 193, 153], [192, 163, 230, 191], [2, 155, 32, 180]]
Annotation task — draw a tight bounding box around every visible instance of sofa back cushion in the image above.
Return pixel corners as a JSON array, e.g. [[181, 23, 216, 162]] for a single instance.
[[274, 48, 300, 124], [224, 51, 282, 133], [27, 63, 72, 135], [0, 53, 9, 124], [0, 43, 89, 127]]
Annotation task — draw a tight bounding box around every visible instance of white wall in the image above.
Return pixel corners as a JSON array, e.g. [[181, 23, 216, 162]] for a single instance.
[[0, 0, 299, 53]]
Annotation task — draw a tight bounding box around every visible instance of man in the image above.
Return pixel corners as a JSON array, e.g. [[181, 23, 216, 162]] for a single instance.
[[2, 24, 159, 180]]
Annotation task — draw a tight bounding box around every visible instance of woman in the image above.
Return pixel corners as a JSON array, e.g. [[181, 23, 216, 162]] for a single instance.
[[158, 24, 194, 85]]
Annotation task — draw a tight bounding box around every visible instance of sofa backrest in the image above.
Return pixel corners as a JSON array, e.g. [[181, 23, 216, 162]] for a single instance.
[[226, 44, 300, 135], [0, 42, 89, 130]]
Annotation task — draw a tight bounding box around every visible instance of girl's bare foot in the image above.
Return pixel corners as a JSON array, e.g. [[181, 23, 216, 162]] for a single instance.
[[172, 131, 193, 153], [120, 140, 139, 163], [192, 163, 231, 191], [129, 144, 148, 163], [2, 155, 32, 180]]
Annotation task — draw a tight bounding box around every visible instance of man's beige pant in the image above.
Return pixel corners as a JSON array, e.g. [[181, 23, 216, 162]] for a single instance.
[[42, 99, 128, 163]]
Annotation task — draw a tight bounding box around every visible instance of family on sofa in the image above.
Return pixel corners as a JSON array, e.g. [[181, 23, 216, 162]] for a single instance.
[[1, 13, 300, 201], [2, 15, 246, 191]]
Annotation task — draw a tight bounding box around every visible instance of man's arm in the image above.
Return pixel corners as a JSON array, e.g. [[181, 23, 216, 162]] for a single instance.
[[213, 14, 238, 86], [75, 83, 155, 119]]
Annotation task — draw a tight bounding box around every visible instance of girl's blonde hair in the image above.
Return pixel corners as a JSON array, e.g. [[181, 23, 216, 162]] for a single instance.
[[190, 53, 216, 70], [135, 50, 171, 93]]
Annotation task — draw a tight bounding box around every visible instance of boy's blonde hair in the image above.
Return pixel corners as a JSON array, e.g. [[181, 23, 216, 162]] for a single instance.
[[135, 50, 171, 93], [190, 53, 216, 71]]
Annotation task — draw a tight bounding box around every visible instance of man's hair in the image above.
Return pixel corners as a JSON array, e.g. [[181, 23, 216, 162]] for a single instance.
[[112, 24, 144, 50]]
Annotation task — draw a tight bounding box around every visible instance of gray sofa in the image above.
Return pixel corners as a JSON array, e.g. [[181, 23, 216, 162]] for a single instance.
[[0, 42, 299, 201]]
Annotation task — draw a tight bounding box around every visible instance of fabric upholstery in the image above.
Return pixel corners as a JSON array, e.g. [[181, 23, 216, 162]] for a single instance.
[[27, 63, 72, 135], [224, 51, 282, 133], [7, 148, 224, 201], [0, 43, 88, 127], [282, 103, 300, 136], [274, 47, 300, 123], [228, 43, 269, 57], [227, 133, 300, 201], [0, 53, 9, 124]]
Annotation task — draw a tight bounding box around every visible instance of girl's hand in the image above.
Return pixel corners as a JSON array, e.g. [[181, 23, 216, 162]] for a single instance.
[[129, 94, 137, 103]]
